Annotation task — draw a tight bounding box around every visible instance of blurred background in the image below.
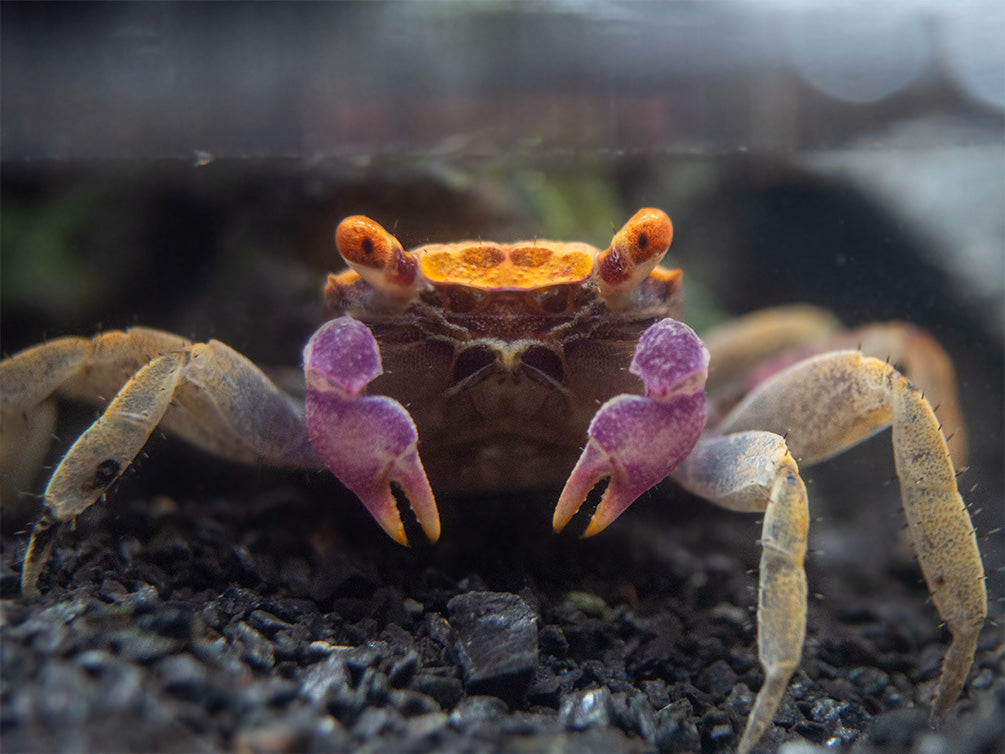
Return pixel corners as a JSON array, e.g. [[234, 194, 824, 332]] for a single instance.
[[2, 2, 1002, 613]]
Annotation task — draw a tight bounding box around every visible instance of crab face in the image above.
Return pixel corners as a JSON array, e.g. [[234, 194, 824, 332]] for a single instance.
[[304, 208, 709, 545]]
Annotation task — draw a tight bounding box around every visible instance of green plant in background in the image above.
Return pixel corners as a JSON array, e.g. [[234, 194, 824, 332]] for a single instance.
[[2, 192, 105, 318]]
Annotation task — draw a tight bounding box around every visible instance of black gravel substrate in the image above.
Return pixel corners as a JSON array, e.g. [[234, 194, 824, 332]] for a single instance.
[[1, 460, 1002, 754]]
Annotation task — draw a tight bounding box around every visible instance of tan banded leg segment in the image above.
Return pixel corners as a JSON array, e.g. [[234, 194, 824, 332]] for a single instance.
[[701, 305, 841, 396], [1, 400, 56, 507], [9, 332, 319, 597], [1, 329, 194, 500], [834, 322, 968, 467], [674, 432, 808, 754], [718, 350, 986, 720], [21, 351, 187, 596], [890, 366, 986, 715], [702, 308, 968, 467]]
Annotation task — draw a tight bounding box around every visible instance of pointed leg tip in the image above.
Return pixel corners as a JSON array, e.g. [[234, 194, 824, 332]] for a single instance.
[[362, 478, 441, 547], [415, 509, 441, 544], [19, 516, 58, 600], [553, 445, 610, 534], [401, 483, 441, 545]]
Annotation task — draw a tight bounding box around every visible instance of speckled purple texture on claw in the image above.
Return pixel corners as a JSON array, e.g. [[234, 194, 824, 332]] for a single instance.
[[304, 317, 440, 544], [630, 319, 709, 400], [303, 317, 382, 397]]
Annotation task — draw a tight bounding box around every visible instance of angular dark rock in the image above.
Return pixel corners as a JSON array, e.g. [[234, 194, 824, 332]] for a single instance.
[[447, 591, 538, 705]]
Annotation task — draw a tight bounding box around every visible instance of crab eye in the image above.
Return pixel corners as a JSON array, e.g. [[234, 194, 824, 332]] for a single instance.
[[335, 215, 419, 299], [623, 208, 672, 263], [336, 216, 399, 269], [596, 208, 673, 300]]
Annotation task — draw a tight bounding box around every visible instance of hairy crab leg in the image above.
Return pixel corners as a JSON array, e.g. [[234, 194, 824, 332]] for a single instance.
[[701, 304, 842, 396], [702, 306, 968, 467], [1, 331, 162, 505], [3, 331, 318, 596], [829, 322, 968, 467], [717, 350, 986, 732], [552, 318, 709, 537], [674, 432, 808, 754], [304, 317, 440, 546], [20, 351, 187, 596]]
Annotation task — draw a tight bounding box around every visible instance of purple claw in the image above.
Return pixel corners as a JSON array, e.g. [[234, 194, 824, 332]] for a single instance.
[[630, 319, 709, 399], [304, 318, 440, 545], [304, 318, 383, 397], [554, 319, 708, 536]]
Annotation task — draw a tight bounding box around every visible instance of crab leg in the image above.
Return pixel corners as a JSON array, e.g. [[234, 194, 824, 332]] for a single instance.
[[303, 317, 440, 546], [19, 351, 188, 596], [2, 330, 175, 505], [674, 432, 808, 754], [702, 306, 968, 466], [701, 304, 842, 395], [829, 322, 968, 467], [2, 329, 318, 490], [552, 319, 709, 536], [3, 330, 318, 596], [707, 350, 985, 745]]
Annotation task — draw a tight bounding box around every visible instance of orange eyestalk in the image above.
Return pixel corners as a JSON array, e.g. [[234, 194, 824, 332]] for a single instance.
[[596, 208, 673, 300], [335, 216, 420, 300]]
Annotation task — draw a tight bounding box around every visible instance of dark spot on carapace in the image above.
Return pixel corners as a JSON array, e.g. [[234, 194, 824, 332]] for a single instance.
[[91, 458, 121, 490], [361, 236, 375, 255], [637, 232, 648, 249]]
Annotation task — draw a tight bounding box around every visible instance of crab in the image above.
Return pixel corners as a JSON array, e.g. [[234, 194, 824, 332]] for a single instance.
[[0, 208, 986, 753]]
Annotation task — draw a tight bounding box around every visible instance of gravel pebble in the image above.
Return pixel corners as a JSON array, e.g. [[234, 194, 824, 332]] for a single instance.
[[447, 591, 539, 704]]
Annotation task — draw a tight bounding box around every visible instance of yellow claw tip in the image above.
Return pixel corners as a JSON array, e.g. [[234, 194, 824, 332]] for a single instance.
[[374, 514, 409, 547], [421, 518, 442, 544]]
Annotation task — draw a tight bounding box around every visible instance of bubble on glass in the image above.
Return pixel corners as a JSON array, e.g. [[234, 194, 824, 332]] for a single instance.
[[783, 9, 931, 103]]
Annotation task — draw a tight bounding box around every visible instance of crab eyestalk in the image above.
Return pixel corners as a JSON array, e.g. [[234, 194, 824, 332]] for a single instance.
[[595, 208, 674, 301], [335, 215, 421, 301]]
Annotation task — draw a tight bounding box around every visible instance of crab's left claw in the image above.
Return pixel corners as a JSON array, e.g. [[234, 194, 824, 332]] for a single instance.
[[304, 318, 440, 545], [553, 319, 709, 537]]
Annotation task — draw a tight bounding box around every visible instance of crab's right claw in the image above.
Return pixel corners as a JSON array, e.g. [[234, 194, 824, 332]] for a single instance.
[[304, 318, 440, 545], [553, 319, 708, 537]]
